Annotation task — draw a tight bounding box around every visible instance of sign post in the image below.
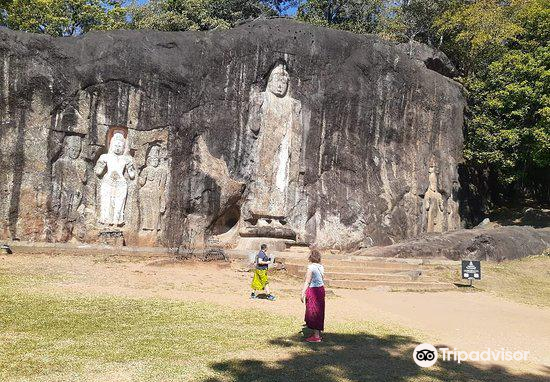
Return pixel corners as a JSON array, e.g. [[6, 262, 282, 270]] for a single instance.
[[461, 260, 481, 287]]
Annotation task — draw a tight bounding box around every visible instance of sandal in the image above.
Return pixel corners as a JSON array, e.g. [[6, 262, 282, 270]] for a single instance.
[[304, 335, 322, 343]]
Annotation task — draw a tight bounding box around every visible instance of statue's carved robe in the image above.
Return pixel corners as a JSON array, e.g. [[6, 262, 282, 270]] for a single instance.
[[52, 157, 86, 222], [95, 153, 134, 225], [423, 188, 444, 233], [139, 165, 168, 230], [245, 91, 303, 222], [447, 192, 461, 231]]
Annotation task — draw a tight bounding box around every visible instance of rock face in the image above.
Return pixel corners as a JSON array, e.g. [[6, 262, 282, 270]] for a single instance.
[[0, 19, 465, 249], [395, 41, 458, 78], [354, 226, 550, 261]]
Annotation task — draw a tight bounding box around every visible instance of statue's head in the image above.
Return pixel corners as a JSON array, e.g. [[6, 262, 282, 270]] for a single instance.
[[65, 135, 81, 160], [267, 63, 290, 97], [110, 132, 126, 156], [147, 145, 161, 168]]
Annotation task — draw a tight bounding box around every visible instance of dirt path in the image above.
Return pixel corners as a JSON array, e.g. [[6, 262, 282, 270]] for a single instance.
[[1, 253, 549, 375]]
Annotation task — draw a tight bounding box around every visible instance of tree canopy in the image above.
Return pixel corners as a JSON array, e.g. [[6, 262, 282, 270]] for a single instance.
[[452, 0, 550, 200], [296, 0, 386, 34], [128, 0, 276, 31], [1, 0, 127, 36]]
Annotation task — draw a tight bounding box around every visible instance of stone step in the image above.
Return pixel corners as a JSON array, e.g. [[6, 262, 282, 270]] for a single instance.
[[285, 246, 311, 253], [325, 279, 455, 291], [284, 262, 445, 275], [281, 258, 427, 269], [284, 249, 343, 257], [355, 255, 460, 266], [280, 252, 459, 266], [277, 253, 352, 261], [298, 270, 439, 282], [283, 257, 452, 290]]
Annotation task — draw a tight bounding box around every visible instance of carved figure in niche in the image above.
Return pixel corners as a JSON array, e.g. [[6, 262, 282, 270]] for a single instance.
[[447, 181, 461, 230], [94, 132, 135, 226], [51, 135, 86, 222], [244, 62, 303, 231], [138, 145, 168, 231], [423, 165, 445, 233]]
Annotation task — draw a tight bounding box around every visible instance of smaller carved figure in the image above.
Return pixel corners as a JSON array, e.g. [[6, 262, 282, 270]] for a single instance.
[[138, 145, 168, 231], [423, 165, 445, 233], [51, 135, 86, 222], [94, 132, 135, 226], [447, 181, 461, 230]]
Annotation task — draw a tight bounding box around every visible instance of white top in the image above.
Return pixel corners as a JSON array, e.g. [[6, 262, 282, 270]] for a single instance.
[[308, 263, 324, 288]]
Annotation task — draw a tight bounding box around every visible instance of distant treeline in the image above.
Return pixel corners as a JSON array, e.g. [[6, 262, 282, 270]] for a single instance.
[[1, 0, 548, 206]]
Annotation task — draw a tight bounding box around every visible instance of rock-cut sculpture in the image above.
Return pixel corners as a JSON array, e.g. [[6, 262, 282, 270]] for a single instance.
[[423, 166, 444, 233], [138, 145, 168, 231], [51, 135, 86, 222], [94, 132, 135, 226], [242, 63, 303, 238]]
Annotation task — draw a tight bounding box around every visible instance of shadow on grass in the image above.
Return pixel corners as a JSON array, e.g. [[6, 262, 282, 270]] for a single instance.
[[204, 331, 548, 382]]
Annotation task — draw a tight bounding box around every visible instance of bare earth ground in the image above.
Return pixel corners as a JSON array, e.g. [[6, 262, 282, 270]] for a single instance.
[[1, 252, 549, 379]]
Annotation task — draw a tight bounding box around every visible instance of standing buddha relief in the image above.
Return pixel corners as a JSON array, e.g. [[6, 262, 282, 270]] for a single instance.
[[242, 62, 304, 237], [138, 145, 168, 231], [51, 135, 87, 222], [423, 165, 445, 233], [94, 131, 135, 226]]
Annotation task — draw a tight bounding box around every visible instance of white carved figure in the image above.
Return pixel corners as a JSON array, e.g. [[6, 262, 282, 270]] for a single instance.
[[51, 135, 86, 222], [138, 145, 168, 231], [423, 166, 445, 233], [245, 63, 303, 229], [94, 132, 135, 226]]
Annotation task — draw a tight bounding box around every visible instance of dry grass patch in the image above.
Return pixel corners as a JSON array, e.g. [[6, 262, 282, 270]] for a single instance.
[[1, 261, 547, 382], [444, 254, 550, 307]]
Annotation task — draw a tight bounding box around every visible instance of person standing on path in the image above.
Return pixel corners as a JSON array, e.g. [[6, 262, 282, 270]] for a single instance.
[[301, 249, 325, 342], [250, 244, 276, 301]]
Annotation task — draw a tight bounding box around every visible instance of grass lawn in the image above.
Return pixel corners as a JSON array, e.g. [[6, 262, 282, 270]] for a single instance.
[[0, 267, 547, 382], [446, 254, 550, 307]]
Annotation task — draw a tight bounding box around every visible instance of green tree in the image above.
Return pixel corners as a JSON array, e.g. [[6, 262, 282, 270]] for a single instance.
[[435, 0, 524, 76], [1, 0, 128, 36], [442, 0, 550, 200], [465, 46, 549, 183], [380, 0, 455, 45], [296, 0, 386, 34], [129, 0, 278, 31]]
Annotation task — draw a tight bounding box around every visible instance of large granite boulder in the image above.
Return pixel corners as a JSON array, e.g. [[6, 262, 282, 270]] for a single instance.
[[0, 19, 465, 249], [353, 226, 550, 261]]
